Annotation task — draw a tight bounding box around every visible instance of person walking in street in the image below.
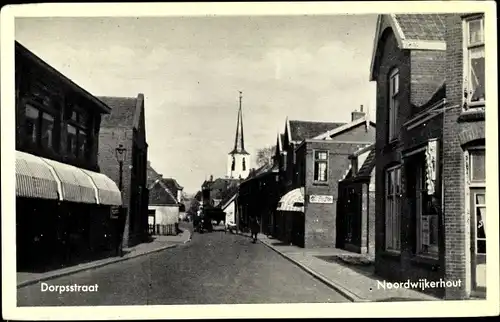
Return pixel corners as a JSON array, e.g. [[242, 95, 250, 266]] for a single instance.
[[250, 217, 260, 243]]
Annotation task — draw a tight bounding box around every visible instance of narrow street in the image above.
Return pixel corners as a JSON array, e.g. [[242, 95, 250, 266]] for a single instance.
[[17, 228, 349, 306]]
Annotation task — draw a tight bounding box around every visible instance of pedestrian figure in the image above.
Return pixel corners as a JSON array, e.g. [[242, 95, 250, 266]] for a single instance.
[[251, 217, 260, 243]]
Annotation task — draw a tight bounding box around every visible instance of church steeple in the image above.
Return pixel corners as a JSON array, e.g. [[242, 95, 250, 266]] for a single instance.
[[227, 91, 251, 179], [229, 91, 249, 155]]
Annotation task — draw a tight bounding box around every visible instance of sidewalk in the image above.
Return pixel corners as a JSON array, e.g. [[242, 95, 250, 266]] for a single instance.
[[239, 231, 439, 302], [17, 229, 191, 288]]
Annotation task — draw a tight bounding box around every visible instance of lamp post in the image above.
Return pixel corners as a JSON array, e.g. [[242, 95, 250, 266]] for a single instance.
[[115, 144, 127, 192], [114, 143, 127, 257]]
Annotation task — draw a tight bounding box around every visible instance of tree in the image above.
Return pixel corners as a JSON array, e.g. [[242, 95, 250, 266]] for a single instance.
[[256, 145, 276, 167]]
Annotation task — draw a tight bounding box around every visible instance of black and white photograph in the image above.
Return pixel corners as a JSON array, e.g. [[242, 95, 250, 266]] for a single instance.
[[1, 1, 498, 319]]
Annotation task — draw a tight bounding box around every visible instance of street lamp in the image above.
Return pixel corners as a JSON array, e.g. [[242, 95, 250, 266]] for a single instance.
[[114, 143, 127, 257], [115, 144, 127, 192]]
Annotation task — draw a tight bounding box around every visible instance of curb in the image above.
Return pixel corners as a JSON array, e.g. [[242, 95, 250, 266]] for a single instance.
[[17, 243, 177, 289], [258, 239, 367, 303]]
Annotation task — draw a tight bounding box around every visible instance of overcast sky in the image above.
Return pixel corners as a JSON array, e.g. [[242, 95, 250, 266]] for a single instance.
[[15, 15, 377, 194]]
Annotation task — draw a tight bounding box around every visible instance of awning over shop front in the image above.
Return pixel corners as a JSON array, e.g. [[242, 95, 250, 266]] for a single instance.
[[15, 151, 60, 200], [82, 170, 122, 206], [43, 159, 97, 204], [277, 187, 305, 213]]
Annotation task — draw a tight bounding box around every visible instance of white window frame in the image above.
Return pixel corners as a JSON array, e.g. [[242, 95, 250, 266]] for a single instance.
[[313, 150, 329, 183], [463, 15, 485, 110], [388, 69, 399, 142], [469, 147, 486, 184], [385, 165, 401, 252], [415, 155, 439, 258]]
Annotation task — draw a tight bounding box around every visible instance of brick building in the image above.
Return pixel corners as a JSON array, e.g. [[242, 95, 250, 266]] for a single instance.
[[442, 13, 486, 299], [237, 163, 279, 235], [14, 41, 123, 270], [337, 144, 376, 256], [369, 13, 485, 299], [275, 109, 375, 248], [98, 94, 149, 248]]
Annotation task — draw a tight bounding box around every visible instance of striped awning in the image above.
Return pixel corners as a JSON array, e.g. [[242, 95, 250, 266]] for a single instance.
[[43, 159, 96, 204], [15, 151, 59, 200], [277, 187, 305, 213], [82, 170, 122, 206]]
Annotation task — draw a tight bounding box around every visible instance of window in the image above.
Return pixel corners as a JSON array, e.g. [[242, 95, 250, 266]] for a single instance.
[[470, 149, 485, 182], [66, 106, 90, 159], [231, 156, 236, 171], [386, 166, 401, 251], [242, 157, 246, 171], [464, 15, 485, 109], [388, 69, 399, 141], [415, 155, 439, 257], [474, 192, 486, 254], [314, 151, 328, 182], [24, 103, 55, 150]]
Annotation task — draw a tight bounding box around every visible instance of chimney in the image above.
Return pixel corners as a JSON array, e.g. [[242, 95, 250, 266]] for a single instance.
[[351, 105, 366, 122]]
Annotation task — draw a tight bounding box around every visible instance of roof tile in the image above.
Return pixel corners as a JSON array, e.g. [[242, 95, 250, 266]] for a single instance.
[[98, 96, 138, 128], [289, 120, 345, 142], [394, 14, 447, 42]]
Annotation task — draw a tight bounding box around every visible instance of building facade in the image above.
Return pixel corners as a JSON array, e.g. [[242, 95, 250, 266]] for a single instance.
[[337, 144, 376, 256], [15, 41, 122, 270], [442, 13, 486, 299], [370, 13, 485, 300], [98, 94, 149, 248], [274, 109, 376, 248]]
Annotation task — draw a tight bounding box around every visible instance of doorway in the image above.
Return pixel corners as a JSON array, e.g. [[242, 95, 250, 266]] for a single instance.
[[470, 187, 486, 295]]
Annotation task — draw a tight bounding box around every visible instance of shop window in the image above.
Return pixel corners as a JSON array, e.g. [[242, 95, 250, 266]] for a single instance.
[[415, 154, 439, 257], [463, 15, 485, 109], [385, 165, 401, 251], [313, 150, 328, 182]]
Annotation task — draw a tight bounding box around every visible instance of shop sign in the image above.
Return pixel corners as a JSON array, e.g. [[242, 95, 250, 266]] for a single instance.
[[309, 195, 334, 204]]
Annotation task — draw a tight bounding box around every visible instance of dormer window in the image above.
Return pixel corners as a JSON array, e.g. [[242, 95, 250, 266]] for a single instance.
[[463, 15, 485, 110], [388, 68, 399, 142]]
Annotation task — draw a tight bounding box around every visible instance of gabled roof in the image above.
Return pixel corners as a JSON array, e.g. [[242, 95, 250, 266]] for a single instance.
[[369, 14, 447, 81], [313, 116, 375, 140], [162, 178, 183, 191], [99, 94, 144, 129], [15, 41, 111, 114], [357, 147, 376, 178], [242, 163, 275, 184], [218, 184, 239, 211], [341, 144, 376, 182], [289, 120, 345, 143], [149, 178, 179, 205]]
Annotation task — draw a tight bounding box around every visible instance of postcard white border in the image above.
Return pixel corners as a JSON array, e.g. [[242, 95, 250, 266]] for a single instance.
[[2, 1, 499, 319]]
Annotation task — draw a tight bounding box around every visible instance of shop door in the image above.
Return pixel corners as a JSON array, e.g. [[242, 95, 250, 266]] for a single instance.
[[470, 187, 486, 294]]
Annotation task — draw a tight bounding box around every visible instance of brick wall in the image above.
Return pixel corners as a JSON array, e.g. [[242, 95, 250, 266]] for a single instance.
[[374, 30, 447, 296], [303, 140, 372, 248], [410, 50, 447, 109], [443, 14, 486, 300], [373, 25, 412, 281], [98, 127, 134, 246]]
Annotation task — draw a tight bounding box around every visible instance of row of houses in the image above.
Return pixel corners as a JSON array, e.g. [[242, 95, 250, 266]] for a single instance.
[[15, 41, 150, 271], [235, 13, 486, 300]]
